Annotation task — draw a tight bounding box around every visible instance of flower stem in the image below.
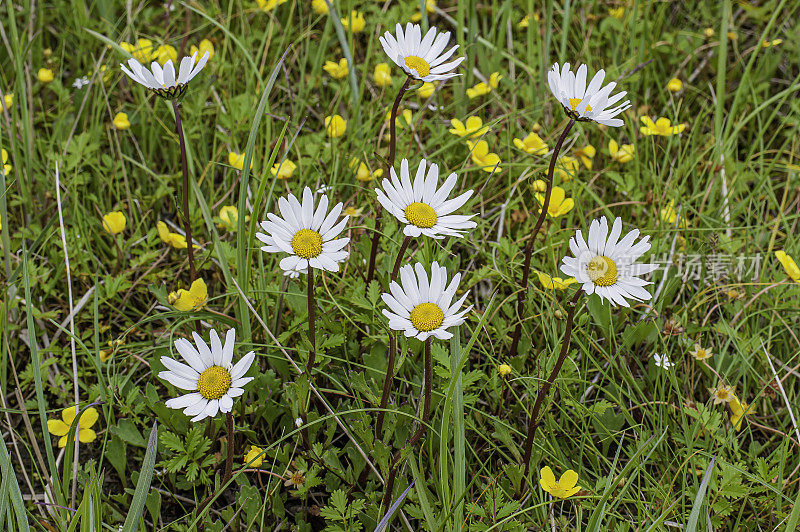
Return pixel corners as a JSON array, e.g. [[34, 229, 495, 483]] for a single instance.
[[306, 267, 316, 376], [375, 235, 413, 438], [520, 289, 582, 483], [380, 337, 432, 511], [223, 411, 234, 484], [171, 101, 198, 277], [508, 118, 575, 359], [365, 77, 412, 290]]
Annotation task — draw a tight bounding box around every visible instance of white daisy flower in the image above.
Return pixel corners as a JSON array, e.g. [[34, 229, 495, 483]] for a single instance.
[[256, 186, 350, 275], [560, 216, 656, 307], [653, 353, 674, 370], [160, 328, 255, 422], [120, 50, 210, 100], [379, 23, 465, 82], [547, 63, 631, 127], [375, 158, 476, 239], [382, 261, 472, 341]]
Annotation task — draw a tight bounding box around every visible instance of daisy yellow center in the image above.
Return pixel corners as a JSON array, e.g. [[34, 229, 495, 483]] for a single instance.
[[405, 202, 437, 228], [410, 303, 444, 332], [197, 366, 232, 400], [404, 55, 431, 78], [587, 255, 618, 286], [569, 98, 592, 113], [291, 229, 323, 259]]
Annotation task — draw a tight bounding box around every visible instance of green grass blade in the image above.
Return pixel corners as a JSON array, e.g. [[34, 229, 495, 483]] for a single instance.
[[686, 455, 716, 532], [0, 434, 30, 531], [121, 422, 158, 532]]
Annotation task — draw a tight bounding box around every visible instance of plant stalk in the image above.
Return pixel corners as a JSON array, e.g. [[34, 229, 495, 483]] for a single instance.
[[171, 100, 197, 285], [365, 77, 412, 289], [520, 289, 582, 481], [508, 118, 575, 358]]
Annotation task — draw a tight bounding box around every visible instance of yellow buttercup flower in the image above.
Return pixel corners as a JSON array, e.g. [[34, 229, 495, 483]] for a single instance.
[[762, 39, 782, 48], [775, 250, 800, 282], [540, 466, 580, 499], [667, 78, 683, 92], [374, 62, 393, 88], [1, 149, 12, 176], [517, 13, 539, 29], [574, 144, 596, 170], [703, 27, 715, 38], [271, 159, 297, 180], [467, 140, 501, 173], [190, 39, 215, 61], [257, 0, 288, 11], [710, 384, 734, 405], [352, 160, 383, 182], [341, 10, 365, 33], [155, 44, 177, 66], [99, 339, 123, 362], [729, 396, 748, 431], [38, 68, 55, 83], [554, 156, 579, 181], [157, 221, 190, 249], [488, 72, 502, 88], [608, 140, 634, 163], [466, 82, 491, 99], [325, 114, 346, 138], [312, 0, 329, 14], [498, 364, 512, 377], [608, 7, 625, 19], [244, 445, 264, 468], [120, 38, 156, 63], [410, 0, 436, 22], [385, 108, 413, 129], [113, 112, 131, 130], [531, 179, 546, 193], [228, 152, 253, 171], [168, 278, 208, 312], [727, 31, 738, 41], [47, 406, 99, 448], [660, 200, 687, 229], [513, 132, 548, 155], [217, 205, 240, 231], [449, 116, 489, 138], [323, 58, 348, 79], [102, 211, 126, 235], [640, 116, 686, 136], [689, 343, 713, 361], [535, 271, 576, 290], [535, 186, 574, 218], [3, 93, 13, 110], [417, 82, 435, 99]]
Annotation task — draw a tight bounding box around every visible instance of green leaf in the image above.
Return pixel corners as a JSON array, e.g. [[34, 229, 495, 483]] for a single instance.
[[122, 422, 158, 532]]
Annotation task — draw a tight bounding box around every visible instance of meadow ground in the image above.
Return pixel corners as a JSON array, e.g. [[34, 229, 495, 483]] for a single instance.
[[1, 0, 800, 530]]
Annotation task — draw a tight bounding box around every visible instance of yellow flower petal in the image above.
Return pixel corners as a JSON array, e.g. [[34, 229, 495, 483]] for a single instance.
[[47, 419, 70, 437]]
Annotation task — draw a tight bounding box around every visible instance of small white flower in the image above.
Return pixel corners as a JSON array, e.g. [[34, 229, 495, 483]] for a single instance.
[[256, 187, 349, 275], [560, 216, 656, 307], [120, 51, 210, 100], [295, 417, 303, 427], [379, 23, 465, 82], [159, 328, 255, 422], [653, 353, 674, 370], [547, 63, 631, 127], [72, 76, 90, 89], [375, 158, 476, 239], [382, 262, 472, 341]]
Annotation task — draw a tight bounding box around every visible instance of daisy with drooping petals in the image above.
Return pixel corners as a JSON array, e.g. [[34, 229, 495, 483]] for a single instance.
[[375, 158, 476, 239], [120, 50, 210, 100], [560, 216, 657, 307], [547, 63, 631, 127], [256, 187, 350, 275], [382, 262, 471, 341], [160, 328, 255, 422], [379, 23, 465, 82]]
